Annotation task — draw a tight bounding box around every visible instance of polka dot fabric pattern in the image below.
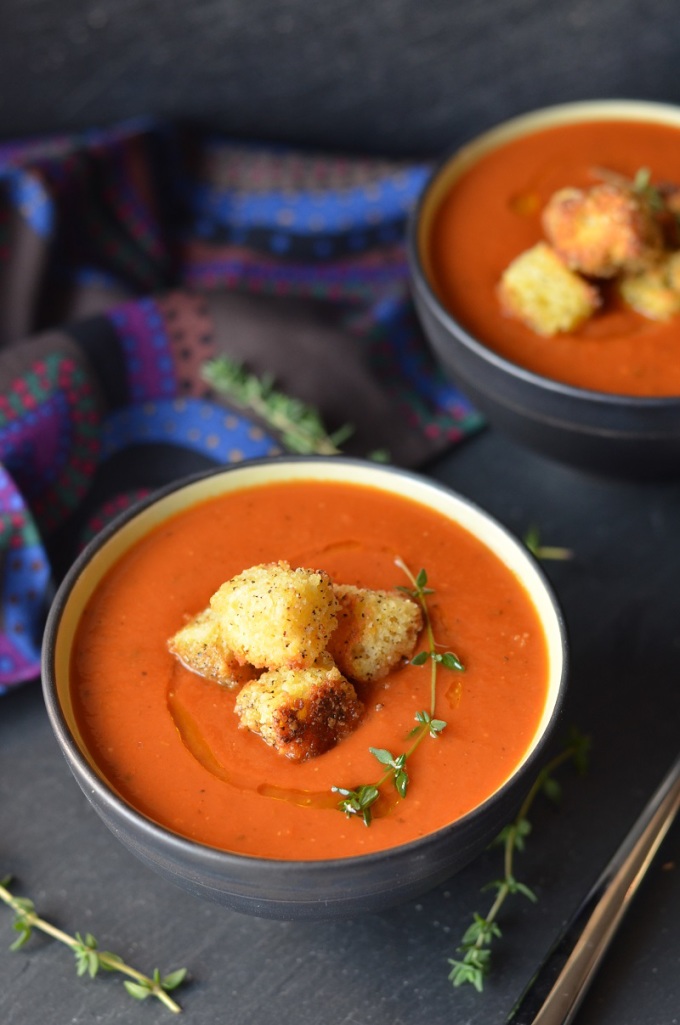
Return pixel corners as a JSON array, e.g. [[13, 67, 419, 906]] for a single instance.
[[0, 353, 101, 533], [0, 120, 484, 691], [0, 466, 51, 691]]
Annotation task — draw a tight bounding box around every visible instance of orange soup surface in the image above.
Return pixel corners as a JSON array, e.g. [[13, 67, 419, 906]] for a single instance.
[[71, 479, 549, 860], [429, 119, 680, 396]]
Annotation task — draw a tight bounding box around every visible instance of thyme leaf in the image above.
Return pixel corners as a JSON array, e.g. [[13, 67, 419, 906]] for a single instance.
[[332, 783, 381, 826], [524, 525, 573, 562], [448, 727, 591, 991], [0, 877, 187, 1013], [632, 166, 667, 213]]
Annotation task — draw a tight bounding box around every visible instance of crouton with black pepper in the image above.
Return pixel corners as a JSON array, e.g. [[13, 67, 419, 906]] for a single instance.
[[542, 182, 663, 278], [168, 607, 258, 689], [619, 251, 680, 321], [498, 242, 600, 336], [210, 560, 339, 670], [234, 653, 363, 760], [327, 584, 423, 683]]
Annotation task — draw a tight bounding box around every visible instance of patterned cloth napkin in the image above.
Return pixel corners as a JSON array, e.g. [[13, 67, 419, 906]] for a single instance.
[[0, 119, 484, 694]]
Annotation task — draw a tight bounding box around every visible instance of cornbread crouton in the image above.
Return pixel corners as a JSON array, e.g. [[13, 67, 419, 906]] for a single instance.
[[168, 607, 258, 688], [498, 242, 600, 336], [234, 654, 363, 760], [542, 183, 662, 278], [327, 584, 423, 683], [210, 561, 339, 670], [619, 252, 680, 321]]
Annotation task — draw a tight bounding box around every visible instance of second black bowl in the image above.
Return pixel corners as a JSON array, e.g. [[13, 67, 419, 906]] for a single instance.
[[408, 100, 680, 479]]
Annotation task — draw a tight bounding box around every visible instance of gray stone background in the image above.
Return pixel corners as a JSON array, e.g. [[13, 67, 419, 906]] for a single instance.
[[3, 0, 679, 154]]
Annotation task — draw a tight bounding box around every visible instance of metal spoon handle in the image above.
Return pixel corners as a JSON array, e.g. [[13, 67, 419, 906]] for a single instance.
[[508, 754, 680, 1025]]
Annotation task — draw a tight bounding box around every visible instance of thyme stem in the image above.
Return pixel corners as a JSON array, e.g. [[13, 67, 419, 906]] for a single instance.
[[202, 355, 350, 455], [0, 877, 186, 1012], [448, 729, 591, 991], [524, 525, 573, 562], [394, 556, 438, 715], [332, 561, 463, 825]]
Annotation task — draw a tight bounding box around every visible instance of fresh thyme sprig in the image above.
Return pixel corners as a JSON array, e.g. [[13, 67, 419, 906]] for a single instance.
[[448, 728, 591, 992], [332, 562, 464, 826], [202, 355, 354, 455], [333, 713, 448, 826], [0, 876, 187, 1013], [632, 166, 667, 214], [595, 164, 666, 210], [524, 525, 573, 562]]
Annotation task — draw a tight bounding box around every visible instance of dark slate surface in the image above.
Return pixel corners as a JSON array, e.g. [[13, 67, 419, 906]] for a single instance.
[[2, 5, 680, 1015], [2, 0, 680, 154], [1, 428, 679, 1025]]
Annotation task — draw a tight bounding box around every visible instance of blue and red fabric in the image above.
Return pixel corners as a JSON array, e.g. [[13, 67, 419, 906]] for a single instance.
[[0, 120, 484, 693]]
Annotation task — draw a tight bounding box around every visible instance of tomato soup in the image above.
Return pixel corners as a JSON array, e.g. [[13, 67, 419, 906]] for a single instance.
[[70, 478, 550, 860], [428, 117, 680, 396]]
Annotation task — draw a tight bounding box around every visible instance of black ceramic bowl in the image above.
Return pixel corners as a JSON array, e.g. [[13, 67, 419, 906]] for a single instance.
[[408, 100, 680, 478], [42, 457, 567, 921]]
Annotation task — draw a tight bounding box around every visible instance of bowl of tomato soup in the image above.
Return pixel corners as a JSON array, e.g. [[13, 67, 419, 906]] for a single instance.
[[42, 457, 567, 920], [409, 100, 680, 478]]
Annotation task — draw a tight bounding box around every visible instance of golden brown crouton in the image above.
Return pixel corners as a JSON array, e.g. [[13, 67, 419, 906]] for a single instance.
[[498, 242, 600, 336], [542, 182, 662, 278], [234, 654, 362, 760], [619, 252, 680, 321], [168, 607, 258, 689], [327, 584, 423, 683], [210, 561, 339, 670], [666, 250, 680, 291]]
